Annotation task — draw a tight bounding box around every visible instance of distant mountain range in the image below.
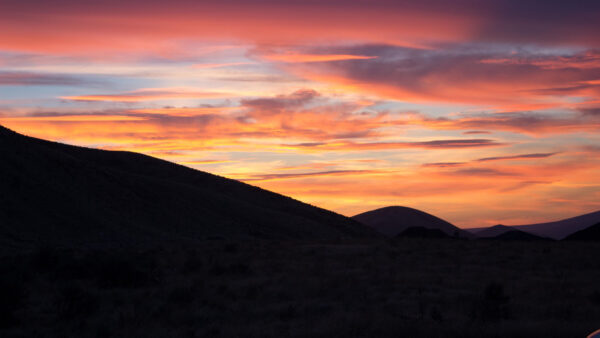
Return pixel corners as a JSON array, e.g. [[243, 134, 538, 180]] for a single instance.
[[0, 125, 376, 249], [354, 205, 600, 241], [472, 224, 514, 238], [473, 224, 549, 241], [485, 229, 549, 241], [467, 211, 600, 240], [564, 223, 600, 241], [352, 206, 473, 238]]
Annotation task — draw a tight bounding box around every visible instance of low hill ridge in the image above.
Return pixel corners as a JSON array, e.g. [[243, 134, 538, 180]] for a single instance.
[[564, 222, 600, 241], [352, 206, 472, 238]]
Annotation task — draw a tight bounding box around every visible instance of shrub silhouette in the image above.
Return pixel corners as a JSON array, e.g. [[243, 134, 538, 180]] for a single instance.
[[56, 283, 98, 319], [167, 286, 194, 306], [85, 254, 152, 289], [0, 277, 25, 328], [182, 252, 203, 274], [474, 282, 511, 321], [430, 306, 443, 322], [31, 246, 60, 272], [590, 291, 600, 306]]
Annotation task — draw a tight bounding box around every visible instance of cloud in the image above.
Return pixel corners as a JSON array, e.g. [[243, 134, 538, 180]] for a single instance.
[[475, 152, 558, 162], [0, 72, 89, 86], [421, 152, 560, 173], [462, 130, 491, 135], [192, 62, 254, 69], [0, 115, 145, 122], [212, 74, 301, 83], [579, 107, 600, 116], [180, 159, 234, 165], [0, 89, 401, 150], [283, 139, 505, 151], [262, 54, 377, 63], [449, 167, 517, 177], [418, 111, 600, 135], [2, 0, 600, 58], [412, 139, 504, 149], [61, 88, 231, 102], [240, 89, 320, 112], [422, 162, 467, 168], [275, 45, 600, 107], [238, 169, 380, 182]]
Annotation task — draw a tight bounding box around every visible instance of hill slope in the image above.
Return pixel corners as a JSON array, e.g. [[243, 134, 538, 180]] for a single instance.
[[0, 125, 376, 249], [352, 206, 471, 238], [513, 211, 600, 240], [564, 223, 600, 241], [473, 224, 514, 238], [488, 229, 549, 241]]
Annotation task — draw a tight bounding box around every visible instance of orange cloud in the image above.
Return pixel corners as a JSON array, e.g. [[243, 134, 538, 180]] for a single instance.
[[192, 62, 254, 69], [417, 112, 600, 135], [238, 169, 383, 182], [281, 139, 506, 152], [0, 115, 145, 122], [262, 54, 377, 63], [61, 88, 231, 102], [180, 159, 234, 165], [273, 47, 600, 109]]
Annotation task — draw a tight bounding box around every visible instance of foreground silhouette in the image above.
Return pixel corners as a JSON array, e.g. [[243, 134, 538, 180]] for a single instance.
[[1, 239, 599, 337]]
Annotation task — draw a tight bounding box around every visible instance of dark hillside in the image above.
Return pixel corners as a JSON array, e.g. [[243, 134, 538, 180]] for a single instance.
[[0, 125, 375, 249], [564, 223, 600, 241]]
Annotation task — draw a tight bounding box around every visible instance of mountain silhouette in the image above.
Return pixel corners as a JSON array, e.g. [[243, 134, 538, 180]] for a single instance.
[[352, 206, 472, 238], [0, 125, 376, 249], [396, 226, 450, 239], [486, 229, 549, 241], [466, 211, 600, 240], [512, 211, 600, 240], [471, 224, 543, 240], [563, 222, 600, 241], [472, 224, 514, 238]]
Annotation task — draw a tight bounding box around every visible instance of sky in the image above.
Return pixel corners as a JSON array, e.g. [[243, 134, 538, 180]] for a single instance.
[[1, 0, 599, 228]]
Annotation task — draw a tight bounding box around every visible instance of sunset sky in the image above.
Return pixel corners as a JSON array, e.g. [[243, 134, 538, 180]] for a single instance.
[[1, 0, 599, 228]]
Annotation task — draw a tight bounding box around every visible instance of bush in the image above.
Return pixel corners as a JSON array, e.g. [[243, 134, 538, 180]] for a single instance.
[[0, 277, 25, 328], [472, 282, 511, 321], [590, 291, 600, 306], [31, 246, 60, 272], [56, 283, 98, 319], [85, 253, 152, 289], [181, 253, 203, 274], [167, 286, 194, 306]]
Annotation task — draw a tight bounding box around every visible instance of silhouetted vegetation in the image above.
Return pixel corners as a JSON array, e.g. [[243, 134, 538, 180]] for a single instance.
[[0, 239, 598, 337], [473, 282, 511, 321], [397, 226, 449, 238], [0, 277, 25, 328]]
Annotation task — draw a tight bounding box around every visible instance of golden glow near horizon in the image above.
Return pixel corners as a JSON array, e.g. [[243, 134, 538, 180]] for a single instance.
[[1, 0, 599, 227]]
